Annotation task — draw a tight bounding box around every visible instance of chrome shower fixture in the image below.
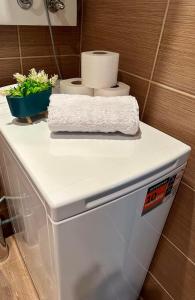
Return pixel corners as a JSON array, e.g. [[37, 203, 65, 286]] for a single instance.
[[17, 0, 33, 9], [47, 0, 65, 13]]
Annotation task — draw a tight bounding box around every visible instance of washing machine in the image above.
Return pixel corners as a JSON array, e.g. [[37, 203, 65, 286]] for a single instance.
[[0, 95, 191, 300]]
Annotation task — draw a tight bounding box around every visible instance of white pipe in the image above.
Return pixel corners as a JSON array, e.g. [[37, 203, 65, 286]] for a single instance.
[[0, 195, 27, 203], [0, 196, 5, 203]]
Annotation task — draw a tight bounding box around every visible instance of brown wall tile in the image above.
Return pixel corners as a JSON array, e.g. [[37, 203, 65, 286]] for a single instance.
[[82, 0, 167, 79], [0, 59, 21, 87], [149, 237, 195, 300], [118, 71, 149, 116], [0, 10, 81, 238], [0, 2, 81, 84], [153, 0, 195, 95], [0, 1, 194, 298], [143, 84, 195, 188], [19, 26, 80, 57], [163, 182, 195, 262], [52, 26, 80, 55], [22, 56, 57, 76], [19, 26, 53, 57], [58, 55, 80, 79], [140, 274, 172, 300], [22, 55, 80, 79], [0, 26, 19, 58]]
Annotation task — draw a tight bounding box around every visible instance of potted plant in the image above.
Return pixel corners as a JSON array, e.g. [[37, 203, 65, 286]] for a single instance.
[[1, 69, 58, 123]]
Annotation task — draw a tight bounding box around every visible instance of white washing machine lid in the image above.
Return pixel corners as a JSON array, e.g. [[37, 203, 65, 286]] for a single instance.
[[0, 94, 191, 222]]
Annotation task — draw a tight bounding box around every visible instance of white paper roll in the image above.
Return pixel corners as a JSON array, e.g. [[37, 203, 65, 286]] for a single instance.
[[94, 82, 130, 97], [81, 51, 119, 89], [60, 78, 94, 96]]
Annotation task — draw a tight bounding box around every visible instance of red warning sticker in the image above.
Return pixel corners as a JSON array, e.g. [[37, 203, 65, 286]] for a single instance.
[[142, 175, 176, 216]]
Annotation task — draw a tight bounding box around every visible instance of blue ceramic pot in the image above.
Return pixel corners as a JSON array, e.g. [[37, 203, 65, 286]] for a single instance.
[[6, 87, 52, 118]]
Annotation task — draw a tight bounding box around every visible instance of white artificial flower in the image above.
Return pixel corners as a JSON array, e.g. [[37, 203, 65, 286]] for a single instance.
[[13, 73, 26, 83], [29, 68, 37, 76], [29, 68, 38, 81], [37, 70, 48, 83], [49, 74, 58, 86], [0, 89, 10, 96]]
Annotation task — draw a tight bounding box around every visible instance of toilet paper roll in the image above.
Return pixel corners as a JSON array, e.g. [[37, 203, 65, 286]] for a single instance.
[[94, 82, 130, 97], [60, 78, 94, 96], [81, 51, 119, 89]]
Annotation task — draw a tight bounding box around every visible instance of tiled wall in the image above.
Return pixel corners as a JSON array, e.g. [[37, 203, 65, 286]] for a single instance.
[[0, 1, 195, 298], [0, 0, 82, 87], [81, 0, 195, 299], [0, 3, 81, 235]]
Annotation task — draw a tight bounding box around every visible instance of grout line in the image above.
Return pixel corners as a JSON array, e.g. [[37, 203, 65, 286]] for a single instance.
[[0, 57, 21, 60], [22, 54, 79, 59], [141, 0, 171, 120], [150, 80, 195, 100], [118, 69, 150, 83], [56, 54, 80, 57], [118, 69, 195, 101], [79, 0, 84, 54], [140, 80, 151, 121], [149, 0, 171, 80], [0, 54, 79, 60], [181, 180, 195, 192], [79, 0, 84, 76], [16, 26, 23, 74], [148, 272, 175, 300], [162, 234, 195, 267]]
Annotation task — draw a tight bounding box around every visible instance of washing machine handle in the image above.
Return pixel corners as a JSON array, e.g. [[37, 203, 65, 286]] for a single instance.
[[85, 159, 185, 210]]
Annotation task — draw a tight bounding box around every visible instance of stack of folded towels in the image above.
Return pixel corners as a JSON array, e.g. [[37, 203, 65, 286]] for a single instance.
[[48, 50, 140, 136]]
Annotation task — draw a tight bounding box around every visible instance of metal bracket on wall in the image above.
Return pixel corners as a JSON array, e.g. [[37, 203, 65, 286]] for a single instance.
[[47, 0, 65, 13], [17, 0, 33, 10], [0, 196, 26, 203]]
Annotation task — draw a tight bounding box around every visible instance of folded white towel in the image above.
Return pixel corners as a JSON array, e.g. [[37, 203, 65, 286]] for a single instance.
[[48, 94, 139, 135]]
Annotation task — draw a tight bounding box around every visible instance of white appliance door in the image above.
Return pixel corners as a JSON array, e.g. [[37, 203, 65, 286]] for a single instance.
[[51, 164, 185, 300]]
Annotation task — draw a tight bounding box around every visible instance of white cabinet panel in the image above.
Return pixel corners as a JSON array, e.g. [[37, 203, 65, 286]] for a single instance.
[[0, 134, 57, 299]]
